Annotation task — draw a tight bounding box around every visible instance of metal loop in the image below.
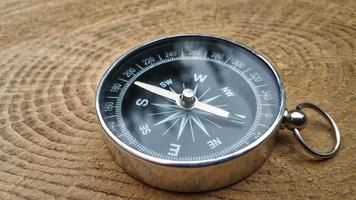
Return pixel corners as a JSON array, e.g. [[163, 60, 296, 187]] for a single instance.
[[293, 102, 341, 160]]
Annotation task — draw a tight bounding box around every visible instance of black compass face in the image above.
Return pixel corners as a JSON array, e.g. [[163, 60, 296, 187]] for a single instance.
[[97, 35, 284, 162]]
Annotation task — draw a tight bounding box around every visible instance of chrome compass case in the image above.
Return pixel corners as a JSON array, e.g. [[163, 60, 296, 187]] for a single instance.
[[96, 35, 340, 192]]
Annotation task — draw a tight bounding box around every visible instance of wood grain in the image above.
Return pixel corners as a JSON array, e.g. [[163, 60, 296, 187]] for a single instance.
[[0, 0, 355, 199]]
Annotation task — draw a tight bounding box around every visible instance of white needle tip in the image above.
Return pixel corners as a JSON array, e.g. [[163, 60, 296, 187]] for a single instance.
[[134, 81, 143, 86]]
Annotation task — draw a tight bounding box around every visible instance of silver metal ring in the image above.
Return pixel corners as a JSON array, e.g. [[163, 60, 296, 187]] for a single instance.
[[293, 102, 341, 160]]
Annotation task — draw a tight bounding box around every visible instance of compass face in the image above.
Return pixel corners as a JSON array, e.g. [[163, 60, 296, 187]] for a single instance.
[[96, 35, 284, 164]]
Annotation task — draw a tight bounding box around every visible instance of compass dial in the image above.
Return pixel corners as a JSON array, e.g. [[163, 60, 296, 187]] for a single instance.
[[97, 35, 284, 163]]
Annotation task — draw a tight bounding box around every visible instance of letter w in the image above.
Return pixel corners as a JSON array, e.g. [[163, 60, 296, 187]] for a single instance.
[[194, 73, 208, 82]]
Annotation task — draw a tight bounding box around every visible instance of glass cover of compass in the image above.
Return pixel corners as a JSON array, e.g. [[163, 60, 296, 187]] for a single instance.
[[96, 35, 285, 165]]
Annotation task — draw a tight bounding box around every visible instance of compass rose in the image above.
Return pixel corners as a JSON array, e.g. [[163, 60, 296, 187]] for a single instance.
[[134, 82, 244, 142]]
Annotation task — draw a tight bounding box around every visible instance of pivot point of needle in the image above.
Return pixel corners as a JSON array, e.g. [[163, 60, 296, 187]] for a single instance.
[[178, 89, 196, 110]]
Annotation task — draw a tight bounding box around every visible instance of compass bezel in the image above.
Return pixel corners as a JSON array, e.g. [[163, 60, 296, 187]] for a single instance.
[[96, 34, 286, 167]]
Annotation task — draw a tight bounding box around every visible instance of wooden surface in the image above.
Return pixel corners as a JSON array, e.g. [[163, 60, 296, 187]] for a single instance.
[[0, 0, 355, 199]]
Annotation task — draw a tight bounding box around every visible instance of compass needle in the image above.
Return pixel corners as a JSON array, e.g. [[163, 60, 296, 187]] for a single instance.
[[134, 81, 180, 101], [194, 100, 245, 123]]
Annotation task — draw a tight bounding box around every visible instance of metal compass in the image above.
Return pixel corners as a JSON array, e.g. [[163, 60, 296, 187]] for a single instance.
[[96, 35, 341, 192]]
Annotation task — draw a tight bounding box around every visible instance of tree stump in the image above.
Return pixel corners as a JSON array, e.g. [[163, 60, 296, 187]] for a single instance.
[[0, 0, 355, 199]]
